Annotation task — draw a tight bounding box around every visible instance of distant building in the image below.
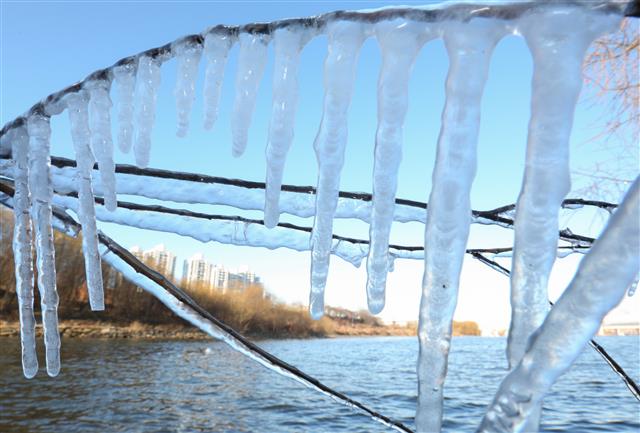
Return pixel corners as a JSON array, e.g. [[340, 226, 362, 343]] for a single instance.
[[599, 321, 640, 336], [130, 244, 177, 279], [183, 253, 214, 287], [182, 254, 260, 293]]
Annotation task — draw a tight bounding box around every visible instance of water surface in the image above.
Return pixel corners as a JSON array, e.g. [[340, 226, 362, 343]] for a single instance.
[[1, 336, 638, 432]]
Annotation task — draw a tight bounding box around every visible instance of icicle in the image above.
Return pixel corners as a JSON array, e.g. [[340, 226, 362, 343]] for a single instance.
[[10, 126, 38, 379], [203, 32, 233, 130], [113, 63, 136, 153], [26, 114, 60, 377], [173, 39, 202, 137], [309, 20, 367, 319], [366, 20, 431, 314], [134, 55, 161, 168], [86, 79, 117, 212], [231, 32, 269, 157], [263, 26, 312, 228], [416, 19, 505, 433], [66, 92, 105, 311], [506, 10, 620, 431], [478, 177, 640, 433]]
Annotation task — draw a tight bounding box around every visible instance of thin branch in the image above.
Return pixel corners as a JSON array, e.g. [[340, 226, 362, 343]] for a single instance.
[[471, 252, 640, 402], [0, 179, 415, 433]]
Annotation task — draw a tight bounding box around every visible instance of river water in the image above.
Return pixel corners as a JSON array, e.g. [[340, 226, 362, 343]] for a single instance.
[[0, 336, 638, 432]]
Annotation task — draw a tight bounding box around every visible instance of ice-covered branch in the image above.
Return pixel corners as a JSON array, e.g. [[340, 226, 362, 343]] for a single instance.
[[477, 176, 640, 433], [471, 251, 640, 403]]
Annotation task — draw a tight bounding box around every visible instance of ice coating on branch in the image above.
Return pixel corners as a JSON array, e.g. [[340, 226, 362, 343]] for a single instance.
[[366, 19, 431, 314], [506, 10, 620, 430], [416, 19, 505, 433], [27, 114, 60, 377], [98, 242, 409, 433], [231, 32, 269, 157], [46, 164, 428, 223], [134, 55, 161, 168], [203, 32, 233, 130], [477, 177, 640, 433], [173, 40, 202, 137], [263, 27, 312, 228], [66, 92, 105, 311], [54, 195, 374, 266], [86, 79, 117, 212], [310, 20, 367, 319], [10, 127, 38, 378], [113, 63, 136, 153]]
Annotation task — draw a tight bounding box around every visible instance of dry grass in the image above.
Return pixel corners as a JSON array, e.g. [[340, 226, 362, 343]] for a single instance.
[[0, 209, 333, 338]]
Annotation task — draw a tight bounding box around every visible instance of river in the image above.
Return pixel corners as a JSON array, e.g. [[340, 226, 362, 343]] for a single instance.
[[1, 336, 638, 432]]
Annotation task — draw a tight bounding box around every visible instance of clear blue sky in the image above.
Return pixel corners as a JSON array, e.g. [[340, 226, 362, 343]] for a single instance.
[[1, 1, 636, 330]]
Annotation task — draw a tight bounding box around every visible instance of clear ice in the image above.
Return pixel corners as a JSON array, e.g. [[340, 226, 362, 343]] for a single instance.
[[10, 126, 38, 378], [478, 177, 640, 433], [173, 39, 202, 137], [263, 26, 312, 228], [113, 63, 137, 153], [134, 55, 162, 168], [310, 20, 367, 319], [416, 18, 506, 433], [506, 8, 620, 430], [203, 32, 234, 130], [366, 19, 433, 314], [231, 32, 269, 157], [67, 91, 105, 311], [86, 79, 118, 211], [27, 114, 61, 377]]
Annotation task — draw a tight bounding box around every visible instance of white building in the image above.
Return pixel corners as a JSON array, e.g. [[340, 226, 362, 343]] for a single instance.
[[181, 254, 260, 293], [130, 244, 177, 279]]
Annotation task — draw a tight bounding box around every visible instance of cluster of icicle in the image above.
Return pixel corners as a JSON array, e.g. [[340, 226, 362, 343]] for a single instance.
[[3, 3, 639, 433]]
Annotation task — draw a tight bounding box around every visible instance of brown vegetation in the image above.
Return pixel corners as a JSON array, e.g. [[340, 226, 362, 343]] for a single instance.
[[0, 208, 481, 338], [0, 208, 332, 338]]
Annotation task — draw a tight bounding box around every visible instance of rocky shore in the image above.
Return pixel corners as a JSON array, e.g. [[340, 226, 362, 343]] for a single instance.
[[0, 320, 209, 340], [0, 319, 420, 340]]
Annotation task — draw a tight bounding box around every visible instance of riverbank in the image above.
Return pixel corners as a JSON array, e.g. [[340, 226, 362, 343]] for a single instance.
[[0, 319, 482, 339]]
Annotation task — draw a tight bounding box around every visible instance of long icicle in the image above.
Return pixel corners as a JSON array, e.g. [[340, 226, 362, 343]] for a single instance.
[[10, 126, 38, 378], [203, 31, 234, 130], [134, 55, 161, 168], [478, 176, 640, 433], [416, 18, 506, 433], [66, 92, 105, 311], [26, 113, 61, 377], [86, 79, 118, 211], [263, 26, 312, 228], [231, 32, 269, 157], [173, 39, 202, 137], [507, 8, 620, 431], [366, 19, 432, 314], [309, 20, 367, 319]]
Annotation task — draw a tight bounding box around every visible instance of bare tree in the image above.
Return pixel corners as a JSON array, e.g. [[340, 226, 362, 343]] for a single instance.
[[576, 18, 639, 202]]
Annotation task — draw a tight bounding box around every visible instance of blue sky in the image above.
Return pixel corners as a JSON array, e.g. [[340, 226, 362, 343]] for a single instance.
[[1, 1, 637, 330]]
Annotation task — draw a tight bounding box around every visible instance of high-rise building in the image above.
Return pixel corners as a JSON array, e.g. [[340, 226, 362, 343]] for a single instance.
[[129, 244, 177, 279], [183, 253, 214, 287]]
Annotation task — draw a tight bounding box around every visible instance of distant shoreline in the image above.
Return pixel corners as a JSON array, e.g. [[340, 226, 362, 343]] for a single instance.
[[0, 319, 486, 340]]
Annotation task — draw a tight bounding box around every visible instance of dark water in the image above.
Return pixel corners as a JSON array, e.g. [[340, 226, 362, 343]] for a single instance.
[[0, 336, 638, 432]]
